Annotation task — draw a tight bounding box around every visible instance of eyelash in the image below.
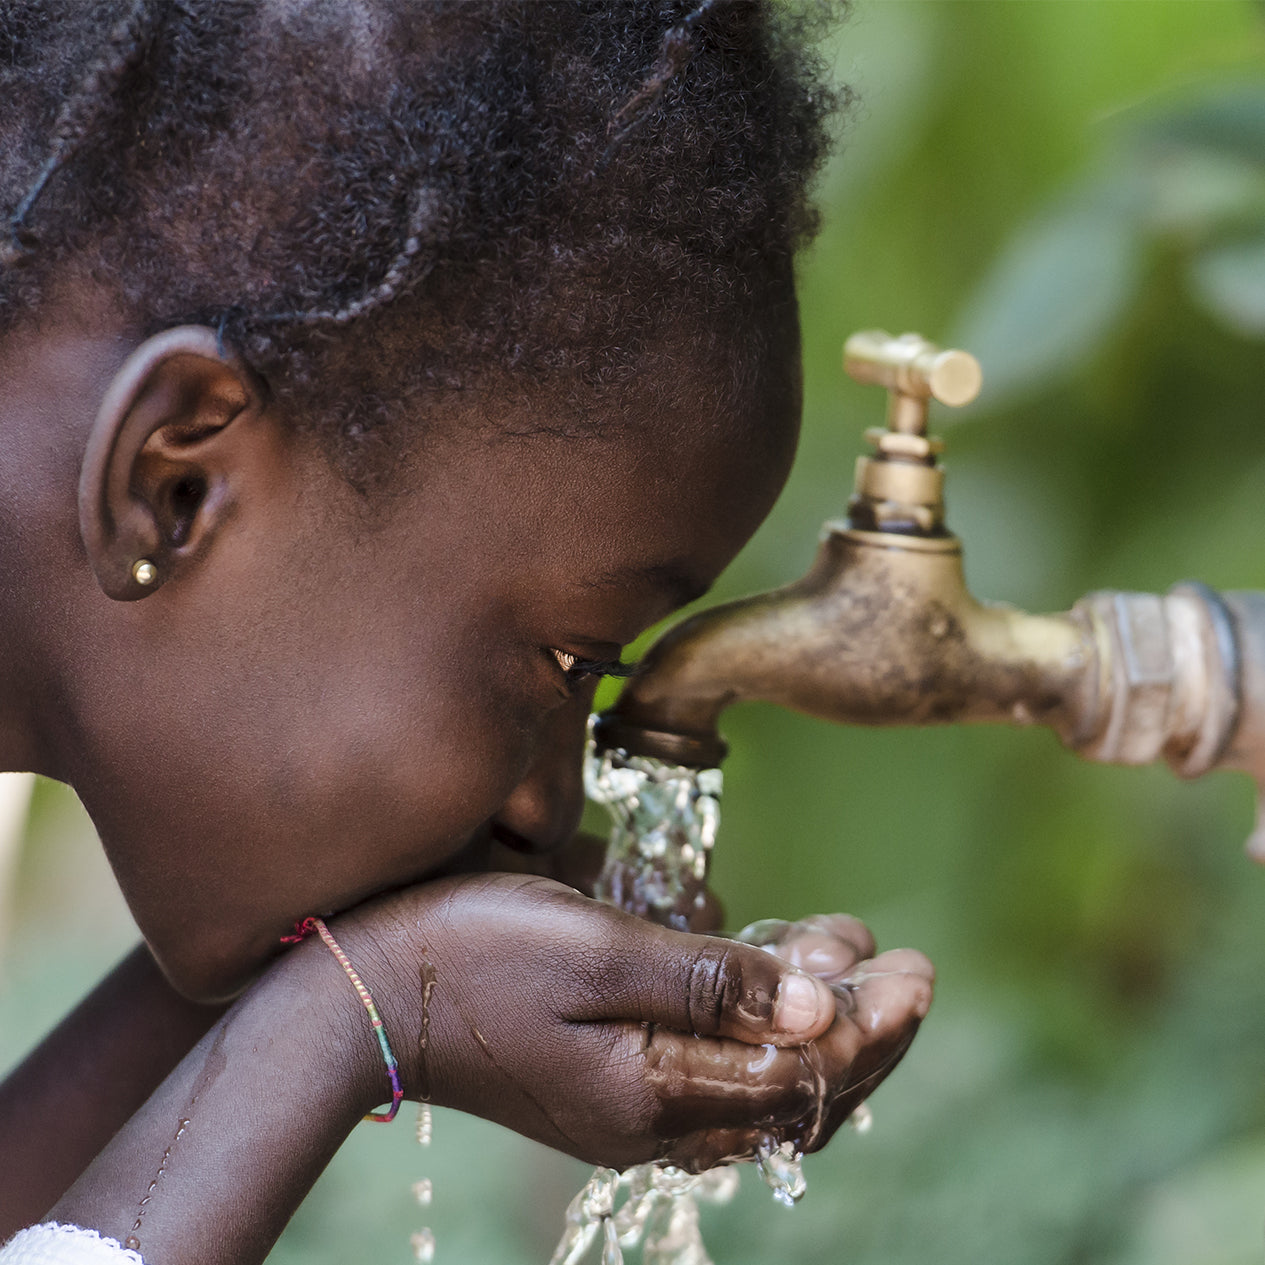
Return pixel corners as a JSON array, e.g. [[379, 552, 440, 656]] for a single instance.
[[550, 649, 640, 688]]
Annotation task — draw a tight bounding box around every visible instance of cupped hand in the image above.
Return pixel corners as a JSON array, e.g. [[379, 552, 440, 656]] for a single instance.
[[333, 875, 930, 1172], [734, 914, 935, 1155]]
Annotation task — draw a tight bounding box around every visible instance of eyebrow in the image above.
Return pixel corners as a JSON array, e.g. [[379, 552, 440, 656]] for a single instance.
[[580, 559, 712, 609]]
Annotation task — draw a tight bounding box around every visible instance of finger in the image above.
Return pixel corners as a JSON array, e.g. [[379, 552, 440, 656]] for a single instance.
[[798, 947, 934, 1150], [572, 917, 836, 1046], [637, 1028, 816, 1135], [774, 915, 875, 982], [646, 950, 935, 1160], [799, 914, 877, 963], [820, 948, 934, 1067], [612, 951, 933, 1161], [735, 913, 876, 981], [838, 947, 935, 1032]]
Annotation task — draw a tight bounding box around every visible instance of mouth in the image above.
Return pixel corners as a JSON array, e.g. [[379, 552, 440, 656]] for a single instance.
[[488, 820, 540, 853]]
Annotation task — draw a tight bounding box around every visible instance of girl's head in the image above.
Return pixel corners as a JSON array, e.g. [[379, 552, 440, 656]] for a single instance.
[[1, 0, 841, 998]]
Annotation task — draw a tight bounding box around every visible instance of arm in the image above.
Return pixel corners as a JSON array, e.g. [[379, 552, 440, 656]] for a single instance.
[[0, 826, 681, 1235], [50, 874, 931, 1264], [0, 946, 224, 1237]]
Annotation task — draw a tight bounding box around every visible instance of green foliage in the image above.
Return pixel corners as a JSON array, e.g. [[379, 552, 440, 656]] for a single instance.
[[702, 5, 1265, 1261], [956, 78, 1265, 404]]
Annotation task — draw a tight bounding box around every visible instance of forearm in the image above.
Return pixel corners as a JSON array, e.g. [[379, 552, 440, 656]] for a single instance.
[[32, 875, 926, 1263], [0, 946, 224, 1236], [49, 933, 380, 1265]]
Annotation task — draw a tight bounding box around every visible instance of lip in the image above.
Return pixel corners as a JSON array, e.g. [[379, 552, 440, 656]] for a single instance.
[[489, 820, 541, 853]]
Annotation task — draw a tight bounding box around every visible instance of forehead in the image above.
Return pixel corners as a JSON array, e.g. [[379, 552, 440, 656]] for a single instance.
[[392, 360, 800, 631]]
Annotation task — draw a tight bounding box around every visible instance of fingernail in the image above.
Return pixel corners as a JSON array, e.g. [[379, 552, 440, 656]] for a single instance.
[[773, 971, 831, 1034]]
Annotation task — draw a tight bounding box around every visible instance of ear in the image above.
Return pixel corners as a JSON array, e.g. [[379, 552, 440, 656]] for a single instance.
[[79, 326, 269, 601]]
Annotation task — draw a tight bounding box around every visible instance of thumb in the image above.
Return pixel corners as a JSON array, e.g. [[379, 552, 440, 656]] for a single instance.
[[572, 919, 836, 1047]]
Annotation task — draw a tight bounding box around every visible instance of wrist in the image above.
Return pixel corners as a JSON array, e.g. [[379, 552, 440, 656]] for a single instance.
[[298, 909, 426, 1119], [275, 930, 399, 1121]]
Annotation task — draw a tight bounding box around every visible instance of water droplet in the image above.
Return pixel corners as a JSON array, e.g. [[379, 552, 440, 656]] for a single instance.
[[411, 1228, 435, 1262], [416, 1102, 432, 1147], [578, 1168, 619, 1220], [695, 1167, 740, 1206], [756, 1139, 806, 1208], [849, 1102, 874, 1134], [124, 1237, 140, 1252], [413, 1177, 433, 1206]]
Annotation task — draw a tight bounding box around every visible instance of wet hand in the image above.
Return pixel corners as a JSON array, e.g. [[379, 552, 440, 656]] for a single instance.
[[733, 914, 934, 1155], [332, 877, 926, 1171]]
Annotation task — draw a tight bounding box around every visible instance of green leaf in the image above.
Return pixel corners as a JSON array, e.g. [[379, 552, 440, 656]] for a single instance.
[[951, 183, 1143, 408], [1132, 80, 1265, 172], [1142, 148, 1265, 240], [1188, 232, 1265, 337]]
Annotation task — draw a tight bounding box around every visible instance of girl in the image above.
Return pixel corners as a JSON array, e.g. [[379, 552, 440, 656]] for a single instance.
[[0, 2, 933, 1261]]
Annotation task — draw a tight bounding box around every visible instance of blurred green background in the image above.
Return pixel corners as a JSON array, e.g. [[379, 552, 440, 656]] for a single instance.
[[6, 2, 1265, 1261]]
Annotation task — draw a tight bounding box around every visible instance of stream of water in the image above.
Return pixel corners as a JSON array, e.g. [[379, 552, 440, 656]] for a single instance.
[[549, 728, 815, 1265]]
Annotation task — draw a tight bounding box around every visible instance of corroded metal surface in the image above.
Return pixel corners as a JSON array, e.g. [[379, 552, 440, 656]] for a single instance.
[[605, 525, 1100, 753]]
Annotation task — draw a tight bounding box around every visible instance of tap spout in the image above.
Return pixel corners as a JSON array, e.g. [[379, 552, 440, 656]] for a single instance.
[[597, 523, 1102, 768]]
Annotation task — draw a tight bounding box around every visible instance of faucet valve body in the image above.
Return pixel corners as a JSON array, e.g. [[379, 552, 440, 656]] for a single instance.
[[598, 328, 1265, 860]]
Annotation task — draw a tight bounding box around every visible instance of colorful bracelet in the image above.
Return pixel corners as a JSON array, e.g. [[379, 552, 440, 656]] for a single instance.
[[282, 915, 405, 1123]]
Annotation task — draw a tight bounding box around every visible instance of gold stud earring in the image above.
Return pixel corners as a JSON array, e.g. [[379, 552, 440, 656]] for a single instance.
[[131, 559, 158, 586]]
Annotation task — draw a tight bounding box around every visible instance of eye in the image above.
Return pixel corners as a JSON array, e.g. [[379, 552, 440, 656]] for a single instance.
[[549, 648, 640, 690]]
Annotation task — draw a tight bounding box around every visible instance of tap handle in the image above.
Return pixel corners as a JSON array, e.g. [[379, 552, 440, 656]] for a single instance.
[[844, 331, 983, 413]]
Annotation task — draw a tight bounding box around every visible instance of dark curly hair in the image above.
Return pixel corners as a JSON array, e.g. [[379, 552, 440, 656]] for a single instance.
[[1, 0, 846, 482]]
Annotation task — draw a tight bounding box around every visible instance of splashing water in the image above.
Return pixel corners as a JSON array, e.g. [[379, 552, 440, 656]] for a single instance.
[[585, 738, 722, 931], [413, 1103, 434, 1260], [553, 728, 815, 1265], [550, 1165, 742, 1265], [755, 1140, 806, 1209]]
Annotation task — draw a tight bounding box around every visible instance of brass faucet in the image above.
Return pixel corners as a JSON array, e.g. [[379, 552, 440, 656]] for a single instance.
[[596, 331, 1265, 857]]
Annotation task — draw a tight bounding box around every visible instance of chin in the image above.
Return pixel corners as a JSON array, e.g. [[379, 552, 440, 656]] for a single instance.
[[146, 923, 278, 1004]]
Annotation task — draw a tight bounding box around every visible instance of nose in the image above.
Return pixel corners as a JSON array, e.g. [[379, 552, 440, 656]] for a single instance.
[[491, 696, 591, 854]]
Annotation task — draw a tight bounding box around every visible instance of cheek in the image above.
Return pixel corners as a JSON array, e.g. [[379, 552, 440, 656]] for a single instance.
[[250, 648, 546, 870], [91, 618, 552, 975], [201, 550, 545, 847], [91, 501, 574, 982]]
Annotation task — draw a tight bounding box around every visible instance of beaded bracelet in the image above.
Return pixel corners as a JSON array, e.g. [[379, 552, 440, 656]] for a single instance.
[[282, 915, 405, 1123]]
